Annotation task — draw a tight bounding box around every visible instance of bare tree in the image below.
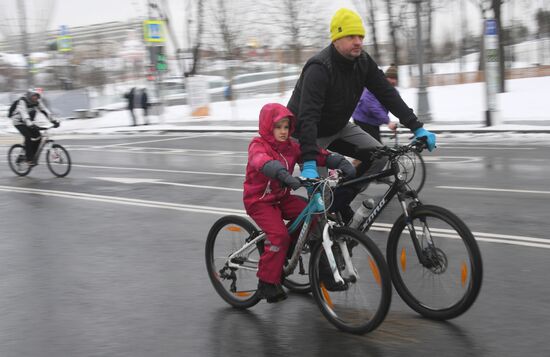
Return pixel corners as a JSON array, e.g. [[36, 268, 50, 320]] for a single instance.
[[424, 0, 435, 66], [256, 0, 329, 64], [201, 0, 251, 60], [353, 0, 381, 62], [386, 0, 400, 66], [188, 0, 203, 75]]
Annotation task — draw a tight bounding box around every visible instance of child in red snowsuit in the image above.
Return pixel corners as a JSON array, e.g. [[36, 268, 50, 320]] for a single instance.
[[243, 103, 355, 303]]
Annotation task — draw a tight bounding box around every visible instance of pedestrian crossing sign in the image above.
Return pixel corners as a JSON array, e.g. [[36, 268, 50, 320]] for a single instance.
[[143, 20, 166, 43]]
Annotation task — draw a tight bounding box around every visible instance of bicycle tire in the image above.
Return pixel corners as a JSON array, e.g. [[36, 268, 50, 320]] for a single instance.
[[282, 241, 312, 294], [310, 226, 392, 334], [398, 150, 426, 194], [46, 144, 71, 177], [205, 215, 262, 309], [8, 144, 32, 176], [387, 204, 483, 320]]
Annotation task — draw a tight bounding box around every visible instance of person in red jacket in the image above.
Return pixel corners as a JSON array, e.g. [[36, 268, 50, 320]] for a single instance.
[[243, 103, 355, 303]]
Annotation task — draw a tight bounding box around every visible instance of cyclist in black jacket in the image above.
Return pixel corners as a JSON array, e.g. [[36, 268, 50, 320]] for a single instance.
[[9, 89, 60, 166], [287, 8, 436, 222]]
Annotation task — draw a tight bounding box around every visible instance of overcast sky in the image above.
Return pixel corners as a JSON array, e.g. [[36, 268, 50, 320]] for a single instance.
[[1, 0, 547, 48]]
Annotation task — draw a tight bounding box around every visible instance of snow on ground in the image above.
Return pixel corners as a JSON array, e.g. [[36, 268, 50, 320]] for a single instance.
[[0, 75, 548, 136]]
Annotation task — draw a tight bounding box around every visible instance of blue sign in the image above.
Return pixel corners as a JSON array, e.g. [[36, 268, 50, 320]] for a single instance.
[[485, 19, 497, 36], [143, 20, 166, 43]]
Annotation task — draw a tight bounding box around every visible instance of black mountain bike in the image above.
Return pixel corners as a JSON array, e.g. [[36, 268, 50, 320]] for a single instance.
[[8, 126, 71, 177], [339, 138, 483, 320]]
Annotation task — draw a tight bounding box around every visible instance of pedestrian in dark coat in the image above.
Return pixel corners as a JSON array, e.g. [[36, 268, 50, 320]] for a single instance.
[[124, 87, 137, 126]]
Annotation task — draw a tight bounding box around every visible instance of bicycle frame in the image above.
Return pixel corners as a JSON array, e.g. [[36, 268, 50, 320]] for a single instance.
[[32, 129, 54, 164], [340, 145, 433, 266], [226, 180, 357, 286]]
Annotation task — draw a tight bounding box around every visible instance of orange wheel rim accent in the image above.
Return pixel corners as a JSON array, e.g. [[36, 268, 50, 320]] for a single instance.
[[234, 291, 252, 297], [400, 248, 407, 272], [226, 226, 242, 232], [461, 262, 468, 287], [368, 256, 381, 286], [320, 282, 334, 308]]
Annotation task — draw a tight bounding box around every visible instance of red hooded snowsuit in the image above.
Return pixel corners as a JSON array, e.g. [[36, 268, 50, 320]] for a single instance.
[[243, 103, 327, 284]]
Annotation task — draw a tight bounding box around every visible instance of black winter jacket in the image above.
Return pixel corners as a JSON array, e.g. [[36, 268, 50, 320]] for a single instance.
[[287, 44, 423, 162]]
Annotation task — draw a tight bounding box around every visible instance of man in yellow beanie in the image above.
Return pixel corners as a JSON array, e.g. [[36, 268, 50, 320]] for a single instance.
[[287, 8, 436, 239]]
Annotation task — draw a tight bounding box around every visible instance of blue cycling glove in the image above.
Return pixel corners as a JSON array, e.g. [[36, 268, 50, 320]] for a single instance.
[[301, 160, 319, 179], [414, 127, 436, 152]]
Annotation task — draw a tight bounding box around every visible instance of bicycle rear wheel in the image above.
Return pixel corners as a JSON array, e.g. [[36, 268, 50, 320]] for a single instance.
[[387, 204, 483, 320], [46, 144, 71, 177], [8, 144, 31, 176], [310, 226, 392, 334], [205, 215, 262, 309]]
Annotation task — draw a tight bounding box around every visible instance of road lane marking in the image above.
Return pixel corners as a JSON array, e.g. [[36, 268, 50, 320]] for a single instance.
[[73, 164, 245, 177], [422, 156, 482, 164], [0, 160, 245, 177], [0, 185, 547, 250], [95, 134, 213, 148], [0, 185, 247, 217], [439, 146, 534, 150], [437, 186, 550, 195], [370, 223, 550, 248], [93, 177, 243, 192], [67, 147, 248, 157]]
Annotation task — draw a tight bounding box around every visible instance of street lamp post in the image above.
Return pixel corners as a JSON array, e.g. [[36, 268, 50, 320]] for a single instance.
[[411, 0, 431, 122]]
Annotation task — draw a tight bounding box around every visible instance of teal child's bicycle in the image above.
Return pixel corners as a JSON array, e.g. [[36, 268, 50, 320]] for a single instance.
[[205, 173, 392, 334]]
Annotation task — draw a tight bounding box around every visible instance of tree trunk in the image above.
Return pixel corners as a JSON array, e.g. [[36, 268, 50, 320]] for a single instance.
[[426, 0, 434, 72], [367, 0, 380, 62], [189, 0, 203, 75], [386, 0, 399, 66]]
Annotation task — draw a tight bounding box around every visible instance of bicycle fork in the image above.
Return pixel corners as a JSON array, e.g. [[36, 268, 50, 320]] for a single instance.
[[400, 199, 437, 267], [321, 222, 358, 285]]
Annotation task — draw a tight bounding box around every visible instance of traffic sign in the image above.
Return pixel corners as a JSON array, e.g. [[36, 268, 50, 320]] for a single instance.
[[143, 20, 166, 43], [57, 35, 72, 52]]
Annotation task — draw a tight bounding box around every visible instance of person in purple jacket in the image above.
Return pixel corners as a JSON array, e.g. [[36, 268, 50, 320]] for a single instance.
[[352, 64, 399, 143]]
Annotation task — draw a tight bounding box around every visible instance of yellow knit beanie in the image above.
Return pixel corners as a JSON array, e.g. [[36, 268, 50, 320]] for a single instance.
[[330, 8, 365, 42]]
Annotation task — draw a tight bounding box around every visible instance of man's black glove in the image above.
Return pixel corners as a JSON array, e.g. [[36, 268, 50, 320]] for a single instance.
[[29, 124, 39, 131], [52, 121, 60, 128], [326, 153, 356, 178]]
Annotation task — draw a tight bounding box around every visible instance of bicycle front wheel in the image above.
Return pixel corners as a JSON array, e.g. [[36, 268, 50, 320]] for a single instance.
[[387, 205, 483, 320], [310, 226, 392, 334], [46, 144, 71, 177], [205, 215, 262, 309], [282, 241, 312, 294], [8, 144, 31, 176]]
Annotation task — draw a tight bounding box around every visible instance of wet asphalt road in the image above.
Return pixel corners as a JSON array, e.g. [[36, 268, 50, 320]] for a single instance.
[[0, 132, 549, 357]]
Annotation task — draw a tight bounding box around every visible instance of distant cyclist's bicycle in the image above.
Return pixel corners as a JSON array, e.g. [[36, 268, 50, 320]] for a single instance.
[[341, 138, 482, 320], [205, 173, 392, 334], [8, 126, 71, 177]]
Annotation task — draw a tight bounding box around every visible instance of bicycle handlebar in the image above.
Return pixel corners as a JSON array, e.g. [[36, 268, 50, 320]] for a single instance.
[[297, 170, 345, 189], [356, 137, 427, 161]]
